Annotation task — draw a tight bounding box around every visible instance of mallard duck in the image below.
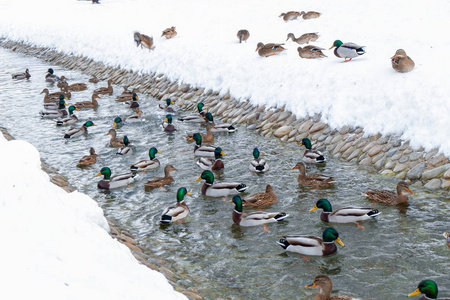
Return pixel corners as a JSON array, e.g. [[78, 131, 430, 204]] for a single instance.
[[306, 275, 359, 300], [64, 121, 96, 138], [134, 32, 155, 51], [409, 280, 448, 299], [297, 45, 327, 59], [116, 136, 132, 155], [195, 170, 247, 197], [162, 114, 177, 132], [178, 102, 207, 123], [286, 33, 319, 44], [112, 116, 124, 128], [40, 98, 68, 118], [94, 79, 113, 95], [363, 181, 414, 205], [124, 109, 144, 123], [291, 162, 336, 187], [186, 122, 215, 143], [279, 11, 301, 21], [56, 105, 79, 126], [88, 75, 99, 83], [159, 98, 176, 113], [77, 147, 99, 167], [43, 94, 66, 110], [256, 42, 286, 57], [12, 69, 31, 80], [277, 227, 344, 256], [204, 112, 236, 133], [330, 40, 366, 62], [391, 49, 415, 73], [444, 232, 450, 249], [161, 26, 177, 39], [105, 128, 126, 147], [57, 76, 69, 90], [160, 187, 191, 224], [144, 164, 178, 189], [230, 195, 288, 226], [191, 133, 216, 157], [243, 184, 277, 207], [196, 147, 225, 171], [126, 93, 139, 109], [130, 147, 161, 172], [300, 11, 321, 19], [45, 68, 60, 83], [310, 198, 380, 229], [64, 77, 88, 92], [237, 29, 250, 43], [95, 167, 137, 190], [300, 138, 326, 163], [115, 87, 140, 102], [41, 88, 66, 103], [74, 93, 100, 109], [249, 147, 269, 172]]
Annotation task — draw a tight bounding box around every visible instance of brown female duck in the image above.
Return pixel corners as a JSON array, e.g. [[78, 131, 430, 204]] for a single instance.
[[363, 181, 414, 205], [88, 75, 99, 83], [161, 26, 177, 39], [291, 162, 336, 187], [58, 76, 88, 91], [186, 122, 215, 143], [256, 42, 286, 57], [306, 275, 359, 300], [297, 45, 327, 59], [243, 184, 278, 207], [300, 11, 321, 19], [237, 29, 250, 43], [286, 32, 319, 44], [105, 128, 126, 147], [279, 11, 301, 21], [74, 93, 100, 109], [144, 165, 178, 189], [77, 147, 99, 167], [391, 49, 415, 73], [94, 79, 113, 95]]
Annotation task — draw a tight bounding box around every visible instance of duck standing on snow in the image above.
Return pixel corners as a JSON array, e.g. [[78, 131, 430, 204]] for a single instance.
[[161, 26, 177, 39], [45, 68, 60, 83], [279, 11, 301, 21], [64, 121, 96, 139], [134, 32, 155, 51], [300, 11, 321, 19], [12, 68, 31, 80], [56, 105, 79, 126], [299, 138, 326, 163], [256, 42, 286, 57], [306, 275, 360, 300], [330, 40, 366, 62], [196, 147, 225, 171], [391, 49, 415, 73], [237, 29, 250, 43], [95, 167, 137, 190], [286, 32, 319, 44], [297, 45, 327, 59], [160, 187, 191, 224], [195, 170, 247, 197], [363, 181, 414, 205], [130, 147, 161, 172], [249, 147, 269, 172]]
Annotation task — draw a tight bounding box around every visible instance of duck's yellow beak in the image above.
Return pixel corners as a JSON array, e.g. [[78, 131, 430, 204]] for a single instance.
[[75, 107, 80, 111], [195, 176, 202, 182], [391, 54, 398, 60], [407, 188, 414, 195], [186, 192, 192, 195], [335, 237, 345, 247], [309, 205, 318, 212], [305, 282, 316, 288], [157, 151, 162, 153], [221, 151, 226, 156], [408, 288, 421, 297], [94, 172, 102, 177], [112, 122, 117, 127], [228, 199, 233, 203], [164, 118, 168, 122], [329, 45, 336, 50]]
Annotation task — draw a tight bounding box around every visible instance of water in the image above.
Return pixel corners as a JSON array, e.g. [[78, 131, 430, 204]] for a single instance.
[[0, 47, 449, 300]]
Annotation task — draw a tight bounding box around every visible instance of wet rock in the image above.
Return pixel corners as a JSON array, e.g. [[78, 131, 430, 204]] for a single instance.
[[274, 126, 293, 138], [380, 169, 395, 176], [424, 178, 442, 189], [409, 152, 424, 161], [338, 142, 352, 154], [421, 163, 450, 181], [393, 163, 408, 173], [297, 120, 314, 133], [443, 168, 450, 179], [395, 170, 407, 179], [441, 179, 450, 189], [359, 157, 372, 166], [406, 162, 426, 180], [368, 144, 384, 157], [427, 154, 450, 169], [347, 148, 362, 161], [399, 141, 410, 151], [399, 155, 410, 164], [362, 141, 378, 154]]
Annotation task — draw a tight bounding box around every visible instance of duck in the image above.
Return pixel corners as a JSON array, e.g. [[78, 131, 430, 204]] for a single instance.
[[230, 195, 288, 227], [297, 45, 327, 59], [310, 198, 381, 229], [237, 29, 250, 43], [112, 116, 125, 128], [242, 184, 277, 207], [306, 275, 359, 300], [160, 187, 191, 224], [95, 167, 137, 190], [196, 147, 225, 171], [57, 76, 69, 90], [126, 93, 139, 108], [12, 69, 31, 80], [191, 133, 217, 157], [124, 108, 144, 123], [178, 102, 207, 123], [88, 75, 99, 83], [40, 98, 68, 118], [256, 42, 286, 57], [299, 138, 326, 163], [277, 227, 344, 256], [279, 11, 301, 21], [41, 88, 66, 103], [45, 68, 60, 83], [161, 26, 177, 39], [186, 122, 215, 143], [409, 280, 448, 299], [444, 232, 450, 249], [134, 32, 155, 51], [159, 98, 176, 113], [300, 11, 321, 19], [64, 121, 96, 138], [291, 162, 337, 187], [286, 33, 319, 45], [204, 112, 236, 133], [249, 147, 269, 172], [74, 93, 100, 109], [116, 136, 132, 155], [162, 114, 177, 132], [61, 76, 88, 92], [43, 94, 67, 110], [115, 87, 140, 102], [94, 79, 113, 95], [195, 170, 247, 197], [56, 105, 79, 126], [144, 164, 178, 189], [330, 40, 366, 62], [362, 181, 414, 205], [391, 49, 415, 73], [105, 128, 126, 147], [77, 147, 99, 167], [130, 147, 161, 172]]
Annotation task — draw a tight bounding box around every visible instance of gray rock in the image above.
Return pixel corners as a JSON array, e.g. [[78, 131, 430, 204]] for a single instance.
[[406, 162, 426, 180], [421, 163, 450, 181], [309, 122, 327, 134], [360, 157, 372, 166], [368, 144, 384, 157], [424, 179, 442, 190], [444, 168, 450, 179]]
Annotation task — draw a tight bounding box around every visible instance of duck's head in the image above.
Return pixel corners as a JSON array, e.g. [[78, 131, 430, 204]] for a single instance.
[[132, 93, 138, 101], [323, 227, 344, 246], [84, 121, 96, 127], [204, 112, 214, 123], [214, 147, 226, 159], [166, 98, 174, 106], [47, 68, 54, 74], [26, 69, 30, 74], [229, 195, 243, 212], [286, 33, 295, 41], [409, 280, 438, 299], [310, 199, 332, 213], [300, 138, 312, 149], [256, 42, 264, 51], [197, 102, 206, 113], [68, 105, 79, 115], [252, 147, 260, 159], [195, 170, 214, 184], [95, 167, 111, 180], [149, 147, 161, 160], [291, 162, 306, 174], [58, 96, 67, 109], [123, 135, 130, 146], [329, 40, 343, 50], [164, 114, 173, 124], [398, 181, 414, 195], [113, 117, 122, 127], [192, 133, 202, 145], [305, 275, 333, 291], [177, 187, 191, 203], [391, 49, 407, 60]]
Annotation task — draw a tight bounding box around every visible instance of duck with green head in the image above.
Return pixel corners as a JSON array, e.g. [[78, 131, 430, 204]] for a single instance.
[[127, 93, 139, 109], [64, 121, 96, 138], [191, 133, 217, 157], [45, 67, 60, 83], [195, 170, 247, 197], [162, 114, 176, 132], [329, 40, 366, 62], [409, 280, 448, 299], [204, 112, 236, 133], [196, 147, 225, 171], [130, 147, 161, 172], [112, 116, 124, 127], [178, 102, 207, 123], [40, 96, 68, 118], [159, 98, 176, 113], [249, 147, 269, 172], [56, 105, 80, 126], [95, 166, 137, 189], [160, 187, 191, 224], [299, 138, 325, 164], [229, 195, 288, 226], [277, 227, 344, 256], [116, 136, 132, 155], [43, 94, 66, 111]]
